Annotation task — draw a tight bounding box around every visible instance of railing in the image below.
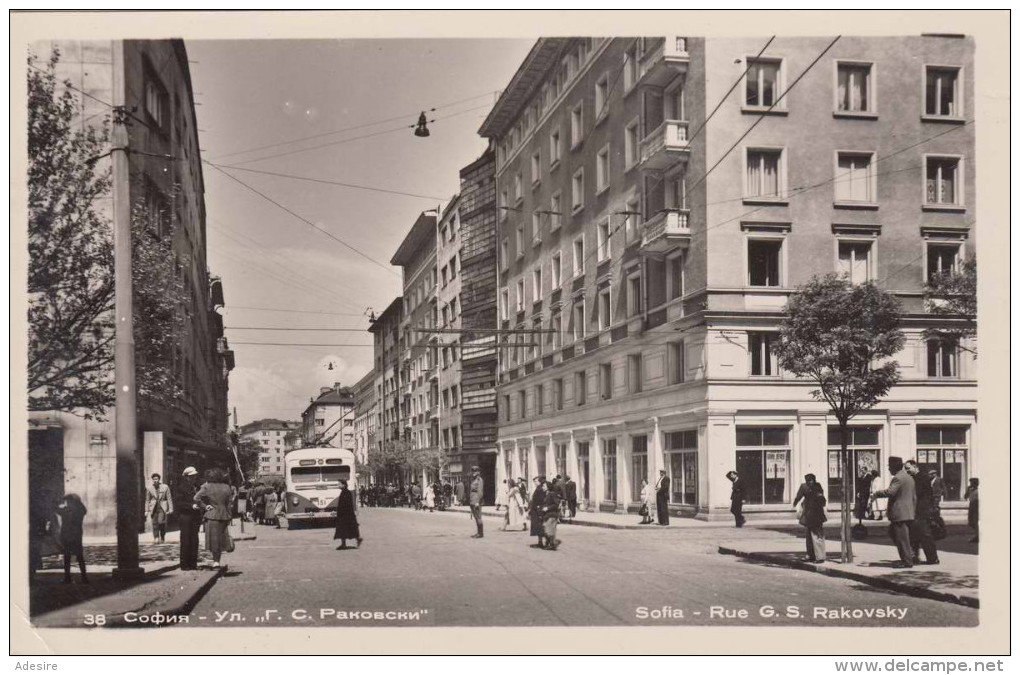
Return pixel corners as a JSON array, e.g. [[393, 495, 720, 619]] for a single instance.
[[641, 209, 691, 251], [637, 37, 690, 87], [640, 119, 690, 168]]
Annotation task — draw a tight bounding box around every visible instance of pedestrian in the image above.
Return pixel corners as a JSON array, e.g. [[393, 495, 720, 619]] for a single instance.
[[871, 456, 917, 568], [333, 480, 363, 550], [54, 494, 88, 585], [423, 481, 436, 512], [144, 472, 173, 543], [563, 475, 577, 518], [542, 477, 562, 550], [726, 470, 746, 528], [505, 480, 526, 531], [263, 487, 278, 527], [194, 468, 235, 570], [905, 460, 940, 565], [272, 487, 285, 527], [410, 481, 422, 510], [517, 477, 529, 506], [528, 476, 548, 548], [929, 469, 945, 512], [639, 478, 655, 525], [655, 469, 670, 525], [494, 479, 507, 513], [469, 466, 485, 539], [442, 480, 453, 510], [174, 466, 203, 571], [793, 474, 827, 563], [854, 469, 880, 525], [454, 479, 465, 507], [964, 478, 978, 543]]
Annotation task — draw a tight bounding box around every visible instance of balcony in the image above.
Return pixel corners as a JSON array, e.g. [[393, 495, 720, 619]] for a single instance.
[[637, 37, 690, 88], [639, 120, 690, 171], [640, 209, 691, 254]]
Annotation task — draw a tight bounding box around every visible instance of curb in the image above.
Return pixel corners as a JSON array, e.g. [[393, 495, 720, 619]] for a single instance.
[[717, 546, 979, 609], [107, 567, 225, 627]]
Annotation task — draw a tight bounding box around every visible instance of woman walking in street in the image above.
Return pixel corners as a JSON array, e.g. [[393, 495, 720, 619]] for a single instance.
[[195, 468, 235, 570], [423, 481, 436, 512], [639, 478, 655, 525], [793, 474, 827, 563], [334, 480, 362, 550], [263, 487, 277, 527], [505, 480, 526, 531]]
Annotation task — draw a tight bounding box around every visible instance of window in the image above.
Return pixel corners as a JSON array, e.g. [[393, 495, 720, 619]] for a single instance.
[[745, 149, 784, 200], [665, 430, 698, 505], [572, 168, 585, 211], [441, 266, 448, 288], [836, 62, 873, 114], [515, 279, 525, 312], [532, 212, 542, 244], [596, 145, 610, 192], [573, 236, 585, 276], [555, 442, 568, 477], [502, 394, 511, 422], [927, 338, 958, 378], [597, 219, 611, 262], [826, 426, 881, 503], [625, 119, 640, 169], [749, 332, 778, 376], [631, 435, 648, 502], [837, 240, 873, 284], [144, 70, 169, 131], [628, 353, 643, 393], [925, 66, 961, 117], [623, 43, 638, 91], [499, 190, 508, 220], [916, 426, 969, 501], [748, 239, 783, 287], [518, 390, 527, 420], [550, 130, 561, 166], [925, 156, 963, 207], [500, 238, 509, 270], [624, 197, 642, 244], [835, 152, 876, 203], [449, 255, 457, 279], [575, 370, 587, 406], [746, 58, 783, 108], [550, 312, 562, 350], [316, 418, 325, 427], [550, 192, 562, 230], [668, 340, 686, 385], [627, 271, 642, 317], [668, 251, 685, 300], [595, 73, 610, 120], [532, 267, 543, 301], [535, 384, 545, 415], [598, 287, 612, 330], [551, 252, 562, 289], [570, 103, 584, 148], [573, 301, 586, 341], [926, 242, 961, 282], [514, 172, 523, 203], [602, 438, 618, 502], [553, 378, 564, 410], [599, 362, 613, 400], [515, 225, 525, 257], [735, 427, 790, 504], [531, 151, 541, 185]]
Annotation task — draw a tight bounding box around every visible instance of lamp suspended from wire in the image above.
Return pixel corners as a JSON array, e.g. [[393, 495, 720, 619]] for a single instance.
[[413, 112, 430, 137]]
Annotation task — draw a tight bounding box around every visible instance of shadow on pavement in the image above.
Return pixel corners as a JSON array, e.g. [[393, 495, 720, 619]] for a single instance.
[[29, 571, 173, 617]]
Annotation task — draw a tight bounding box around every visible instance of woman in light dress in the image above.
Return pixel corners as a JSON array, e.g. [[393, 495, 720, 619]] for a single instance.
[[423, 482, 436, 512], [639, 479, 655, 525], [505, 480, 527, 531]]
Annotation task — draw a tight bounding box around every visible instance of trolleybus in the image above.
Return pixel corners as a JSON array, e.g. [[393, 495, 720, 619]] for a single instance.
[[278, 446, 356, 529]]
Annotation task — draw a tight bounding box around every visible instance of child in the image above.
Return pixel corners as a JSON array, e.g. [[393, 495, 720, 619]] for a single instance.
[[55, 494, 89, 584]]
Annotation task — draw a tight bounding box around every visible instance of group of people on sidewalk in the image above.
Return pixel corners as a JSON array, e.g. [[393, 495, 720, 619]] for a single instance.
[[360, 480, 458, 509], [495, 474, 575, 551]]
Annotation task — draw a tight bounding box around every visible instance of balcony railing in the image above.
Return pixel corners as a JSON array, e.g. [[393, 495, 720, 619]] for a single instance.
[[640, 209, 691, 254], [637, 37, 690, 88], [639, 120, 690, 171]]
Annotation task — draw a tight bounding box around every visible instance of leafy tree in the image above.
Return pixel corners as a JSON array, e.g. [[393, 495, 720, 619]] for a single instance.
[[773, 274, 905, 563], [235, 436, 263, 481], [923, 259, 976, 354], [28, 49, 188, 420]]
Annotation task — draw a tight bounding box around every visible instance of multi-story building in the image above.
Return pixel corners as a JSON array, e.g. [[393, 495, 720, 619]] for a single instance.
[[238, 418, 299, 478], [301, 384, 356, 449], [481, 36, 975, 520], [436, 198, 464, 479], [352, 369, 377, 483], [27, 39, 234, 536], [391, 212, 441, 483], [369, 297, 403, 473]]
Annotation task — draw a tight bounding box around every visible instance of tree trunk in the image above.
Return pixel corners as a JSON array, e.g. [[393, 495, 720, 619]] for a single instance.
[[840, 422, 854, 563]]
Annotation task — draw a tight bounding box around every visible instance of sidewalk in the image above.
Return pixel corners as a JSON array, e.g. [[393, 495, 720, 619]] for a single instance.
[[718, 537, 979, 608]]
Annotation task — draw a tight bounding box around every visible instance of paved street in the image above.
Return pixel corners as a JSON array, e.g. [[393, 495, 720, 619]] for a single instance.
[[184, 508, 978, 628]]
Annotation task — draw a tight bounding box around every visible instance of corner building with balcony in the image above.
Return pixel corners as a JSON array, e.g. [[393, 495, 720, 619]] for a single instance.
[[482, 36, 976, 520]]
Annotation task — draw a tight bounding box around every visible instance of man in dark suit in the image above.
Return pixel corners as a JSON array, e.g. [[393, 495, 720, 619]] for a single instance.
[[906, 460, 939, 565], [655, 470, 670, 525], [174, 467, 203, 570], [727, 471, 746, 527], [872, 456, 917, 568], [469, 466, 485, 539], [563, 475, 578, 518]]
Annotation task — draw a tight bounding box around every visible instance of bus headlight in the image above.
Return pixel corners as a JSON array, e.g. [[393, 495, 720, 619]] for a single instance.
[[291, 496, 300, 505]]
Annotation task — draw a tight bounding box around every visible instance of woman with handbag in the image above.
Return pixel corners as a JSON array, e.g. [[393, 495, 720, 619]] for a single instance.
[[195, 468, 235, 569], [639, 479, 654, 525], [793, 474, 827, 563]]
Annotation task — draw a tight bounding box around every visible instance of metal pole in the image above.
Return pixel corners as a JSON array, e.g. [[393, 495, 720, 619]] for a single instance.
[[111, 41, 143, 580]]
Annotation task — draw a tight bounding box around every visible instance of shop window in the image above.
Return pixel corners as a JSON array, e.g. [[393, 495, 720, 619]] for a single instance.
[[916, 426, 968, 501], [826, 426, 881, 503], [535, 446, 547, 479], [665, 429, 698, 505], [577, 442, 590, 501], [735, 427, 790, 504], [602, 438, 618, 501]]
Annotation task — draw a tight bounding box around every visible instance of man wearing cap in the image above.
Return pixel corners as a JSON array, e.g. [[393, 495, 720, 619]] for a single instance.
[[144, 473, 173, 543], [174, 467, 203, 570], [655, 470, 671, 525], [469, 466, 485, 538]]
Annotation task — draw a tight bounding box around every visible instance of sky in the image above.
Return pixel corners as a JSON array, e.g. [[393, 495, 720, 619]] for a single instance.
[[187, 38, 533, 426]]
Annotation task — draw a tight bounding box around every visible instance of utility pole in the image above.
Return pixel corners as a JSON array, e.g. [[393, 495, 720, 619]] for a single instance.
[[111, 41, 143, 580]]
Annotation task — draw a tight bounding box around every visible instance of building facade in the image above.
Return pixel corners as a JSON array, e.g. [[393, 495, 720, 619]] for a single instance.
[[369, 297, 403, 474], [238, 418, 299, 478], [352, 369, 377, 484], [435, 198, 465, 481], [301, 384, 356, 449], [481, 36, 976, 520], [28, 39, 234, 536]]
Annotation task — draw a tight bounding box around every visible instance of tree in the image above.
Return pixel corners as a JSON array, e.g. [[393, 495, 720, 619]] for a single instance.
[[773, 274, 905, 563], [923, 259, 976, 354], [235, 437, 263, 481], [28, 49, 188, 420]]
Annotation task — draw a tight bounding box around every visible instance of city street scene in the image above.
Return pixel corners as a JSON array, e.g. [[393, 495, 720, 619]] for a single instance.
[[20, 20, 995, 647]]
